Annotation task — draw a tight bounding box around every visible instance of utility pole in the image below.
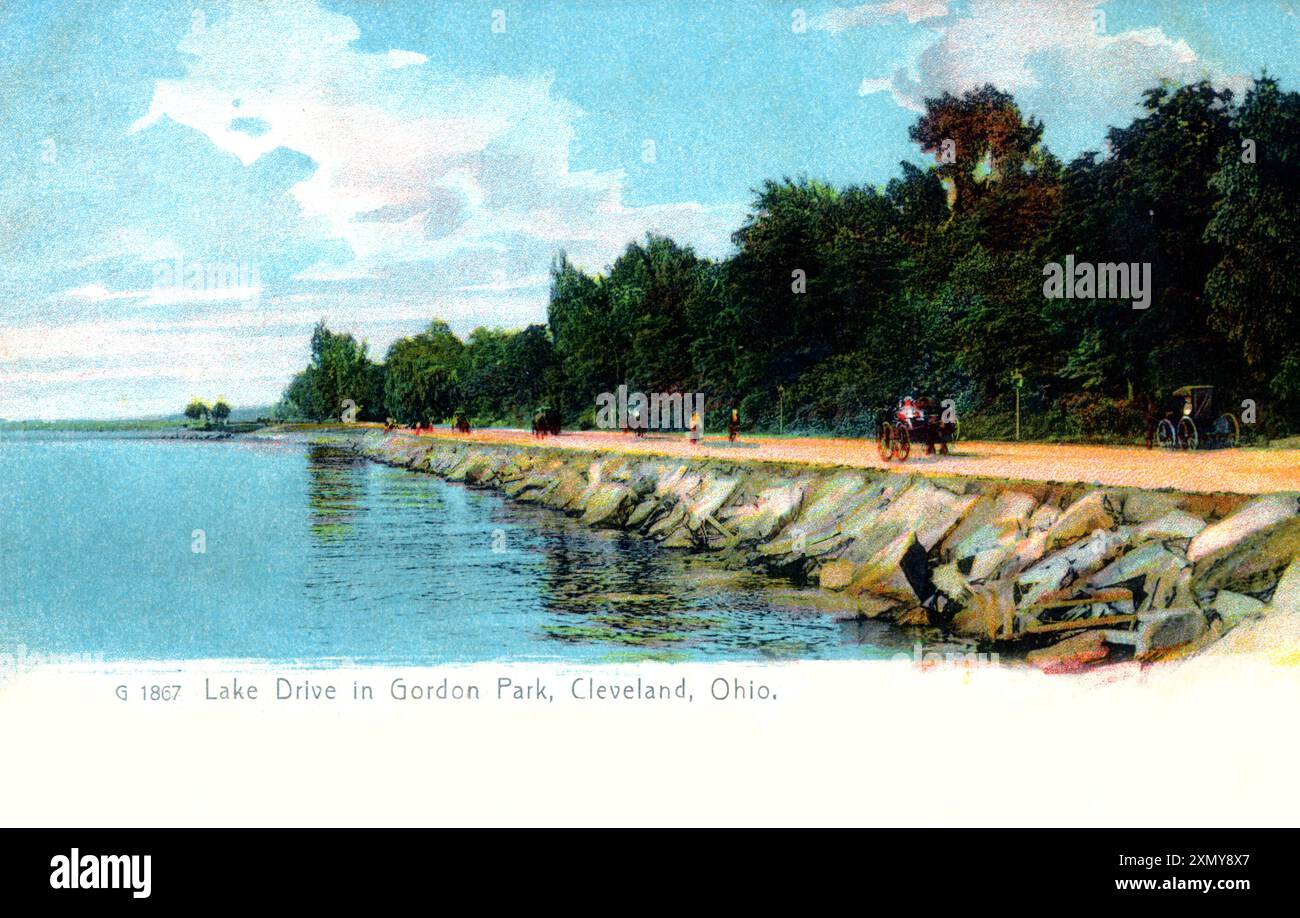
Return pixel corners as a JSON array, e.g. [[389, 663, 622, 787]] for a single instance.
[[1010, 369, 1024, 441]]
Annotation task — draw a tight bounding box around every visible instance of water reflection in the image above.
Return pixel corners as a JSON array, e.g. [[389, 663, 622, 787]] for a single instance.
[[486, 501, 925, 661], [306, 445, 367, 542], [1, 434, 933, 665], [297, 442, 942, 662]]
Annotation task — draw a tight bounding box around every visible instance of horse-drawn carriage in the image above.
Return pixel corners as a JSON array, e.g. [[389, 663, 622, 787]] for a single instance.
[[532, 406, 561, 438], [877, 396, 958, 463], [1148, 385, 1240, 450]]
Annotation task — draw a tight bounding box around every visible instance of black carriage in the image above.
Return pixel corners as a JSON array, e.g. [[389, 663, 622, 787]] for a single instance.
[[876, 396, 959, 463], [1149, 385, 1240, 451]]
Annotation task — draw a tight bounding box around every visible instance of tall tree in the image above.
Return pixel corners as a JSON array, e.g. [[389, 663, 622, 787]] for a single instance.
[[382, 320, 464, 424], [1205, 76, 1300, 426], [612, 235, 707, 394], [308, 321, 383, 421], [183, 399, 210, 424], [547, 253, 626, 420], [908, 84, 1045, 215]]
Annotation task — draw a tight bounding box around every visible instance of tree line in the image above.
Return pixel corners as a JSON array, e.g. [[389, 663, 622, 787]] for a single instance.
[[184, 398, 232, 425], [278, 76, 1299, 439], [276, 318, 559, 426]]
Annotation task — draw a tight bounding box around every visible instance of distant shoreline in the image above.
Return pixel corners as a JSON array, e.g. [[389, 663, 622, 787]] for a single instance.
[[0, 419, 268, 436]]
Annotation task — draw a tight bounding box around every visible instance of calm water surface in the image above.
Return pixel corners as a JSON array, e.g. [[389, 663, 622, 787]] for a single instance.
[[0, 433, 922, 665]]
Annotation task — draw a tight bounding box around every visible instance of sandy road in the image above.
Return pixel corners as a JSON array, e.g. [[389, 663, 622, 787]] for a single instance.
[[386, 426, 1300, 495]]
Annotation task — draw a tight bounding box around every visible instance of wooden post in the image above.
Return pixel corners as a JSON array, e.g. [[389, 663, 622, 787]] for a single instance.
[[1011, 369, 1024, 441]]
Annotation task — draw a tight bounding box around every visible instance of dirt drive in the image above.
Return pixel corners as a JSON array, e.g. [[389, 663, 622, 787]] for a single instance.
[[398, 427, 1300, 495]]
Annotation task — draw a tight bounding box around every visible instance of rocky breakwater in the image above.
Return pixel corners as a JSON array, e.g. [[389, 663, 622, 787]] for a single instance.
[[353, 431, 1300, 669]]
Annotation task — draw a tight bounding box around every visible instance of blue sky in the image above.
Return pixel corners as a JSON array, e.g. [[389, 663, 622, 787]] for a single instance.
[[1, 0, 1296, 419]]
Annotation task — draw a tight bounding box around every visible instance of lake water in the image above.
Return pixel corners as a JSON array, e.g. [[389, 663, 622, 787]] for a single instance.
[[0, 432, 924, 665]]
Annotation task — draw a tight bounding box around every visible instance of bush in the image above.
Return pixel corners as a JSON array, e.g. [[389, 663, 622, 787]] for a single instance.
[[1057, 393, 1146, 441]]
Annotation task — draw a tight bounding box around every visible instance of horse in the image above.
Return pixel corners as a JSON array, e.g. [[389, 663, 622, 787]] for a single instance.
[[1136, 394, 1163, 449], [532, 408, 560, 437], [913, 397, 951, 456]]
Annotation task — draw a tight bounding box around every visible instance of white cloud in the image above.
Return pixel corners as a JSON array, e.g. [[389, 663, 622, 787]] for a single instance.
[[384, 49, 428, 69], [4, 0, 753, 417], [858, 71, 926, 111], [842, 0, 1249, 148], [53, 284, 262, 309], [131, 0, 740, 291], [59, 284, 132, 303], [818, 0, 951, 32]]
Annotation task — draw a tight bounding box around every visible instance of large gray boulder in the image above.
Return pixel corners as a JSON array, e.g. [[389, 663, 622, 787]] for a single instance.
[[1133, 510, 1207, 544], [540, 471, 588, 511], [1187, 494, 1300, 564], [647, 502, 688, 538], [725, 482, 805, 542], [1121, 491, 1182, 524], [941, 490, 1037, 561], [1028, 504, 1062, 532], [685, 475, 741, 532], [846, 531, 934, 604], [1271, 558, 1300, 614], [1089, 542, 1188, 590], [832, 479, 978, 578], [1016, 554, 1073, 607], [581, 483, 635, 527], [1192, 503, 1300, 595], [1106, 608, 1208, 657], [1209, 590, 1267, 630], [1043, 491, 1119, 553], [1017, 527, 1131, 606], [791, 472, 881, 547], [871, 478, 981, 551], [625, 497, 660, 529]]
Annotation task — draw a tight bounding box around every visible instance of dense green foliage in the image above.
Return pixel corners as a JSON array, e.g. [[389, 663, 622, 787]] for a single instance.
[[278, 323, 386, 422], [183, 399, 209, 422], [275, 318, 559, 426], [381, 320, 463, 425], [279, 77, 1300, 438]]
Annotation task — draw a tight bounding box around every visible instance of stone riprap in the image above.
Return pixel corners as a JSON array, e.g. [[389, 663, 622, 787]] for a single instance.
[[349, 431, 1300, 666]]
